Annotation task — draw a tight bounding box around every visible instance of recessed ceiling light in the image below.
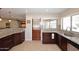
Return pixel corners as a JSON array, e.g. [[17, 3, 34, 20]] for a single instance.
[[8, 20, 11, 22]]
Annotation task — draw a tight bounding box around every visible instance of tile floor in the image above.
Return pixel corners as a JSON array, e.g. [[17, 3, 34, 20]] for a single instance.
[[10, 40, 61, 51]]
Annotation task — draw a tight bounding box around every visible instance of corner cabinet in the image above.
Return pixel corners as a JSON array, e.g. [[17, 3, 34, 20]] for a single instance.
[[0, 31, 25, 51]]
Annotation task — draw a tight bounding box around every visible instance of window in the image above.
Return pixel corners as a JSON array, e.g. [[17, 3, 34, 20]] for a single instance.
[[43, 19, 56, 30], [62, 16, 71, 31], [43, 21, 49, 29], [61, 14, 79, 33], [50, 20, 56, 29], [72, 15, 79, 32]]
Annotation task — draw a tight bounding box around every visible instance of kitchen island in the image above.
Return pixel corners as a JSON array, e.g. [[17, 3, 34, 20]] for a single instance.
[[0, 28, 25, 51]]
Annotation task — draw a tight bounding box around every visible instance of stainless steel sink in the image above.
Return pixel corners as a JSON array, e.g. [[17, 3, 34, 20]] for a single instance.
[[64, 32, 74, 37]]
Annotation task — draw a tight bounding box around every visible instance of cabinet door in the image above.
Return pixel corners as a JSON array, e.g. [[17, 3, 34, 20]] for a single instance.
[[43, 33, 51, 44], [0, 35, 14, 51], [58, 35, 62, 46], [13, 32, 25, 45], [13, 33, 22, 45], [68, 40, 79, 51], [42, 33, 55, 44], [54, 33, 58, 44], [20, 32, 25, 42], [61, 37, 67, 51], [56, 34, 67, 51]]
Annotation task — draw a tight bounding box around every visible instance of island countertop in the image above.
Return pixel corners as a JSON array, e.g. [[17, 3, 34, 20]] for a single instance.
[[0, 28, 25, 39]]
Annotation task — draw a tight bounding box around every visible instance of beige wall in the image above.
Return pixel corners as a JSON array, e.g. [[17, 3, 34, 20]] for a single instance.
[[0, 19, 19, 28]]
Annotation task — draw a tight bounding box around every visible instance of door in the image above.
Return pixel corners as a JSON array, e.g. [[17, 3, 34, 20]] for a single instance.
[[32, 29, 41, 40], [32, 19, 41, 40]]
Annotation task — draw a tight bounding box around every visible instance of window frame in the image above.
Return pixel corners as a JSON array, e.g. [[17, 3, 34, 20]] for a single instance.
[[43, 19, 57, 30]]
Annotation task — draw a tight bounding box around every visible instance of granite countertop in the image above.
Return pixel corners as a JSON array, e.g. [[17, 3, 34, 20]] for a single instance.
[[0, 28, 25, 39], [42, 30, 79, 45]]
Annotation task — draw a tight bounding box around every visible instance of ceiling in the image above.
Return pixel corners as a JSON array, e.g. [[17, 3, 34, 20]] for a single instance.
[[0, 8, 26, 20], [0, 8, 68, 20], [26, 8, 68, 14]]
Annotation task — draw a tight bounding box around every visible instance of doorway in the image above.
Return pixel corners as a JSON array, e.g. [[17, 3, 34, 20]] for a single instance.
[[32, 18, 41, 40]]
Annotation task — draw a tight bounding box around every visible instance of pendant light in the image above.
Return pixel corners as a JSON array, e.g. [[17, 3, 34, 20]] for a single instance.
[[8, 11, 12, 22]]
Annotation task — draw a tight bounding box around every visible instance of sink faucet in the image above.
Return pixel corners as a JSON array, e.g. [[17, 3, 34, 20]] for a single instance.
[[65, 27, 74, 36], [65, 27, 70, 32]]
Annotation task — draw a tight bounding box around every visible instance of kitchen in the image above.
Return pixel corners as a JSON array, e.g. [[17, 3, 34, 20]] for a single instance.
[[0, 8, 79, 51]]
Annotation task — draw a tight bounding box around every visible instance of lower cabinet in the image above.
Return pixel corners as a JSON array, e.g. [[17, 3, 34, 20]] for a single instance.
[[0, 31, 25, 51], [55, 33, 67, 51], [0, 35, 14, 51], [67, 40, 79, 51], [13, 32, 25, 45], [42, 33, 79, 51], [55, 33, 79, 51], [42, 33, 55, 44], [60, 37, 67, 51]]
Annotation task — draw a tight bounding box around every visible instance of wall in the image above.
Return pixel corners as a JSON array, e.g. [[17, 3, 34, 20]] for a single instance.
[[0, 19, 19, 28], [25, 17, 32, 41], [26, 14, 58, 31], [25, 14, 58, 41]]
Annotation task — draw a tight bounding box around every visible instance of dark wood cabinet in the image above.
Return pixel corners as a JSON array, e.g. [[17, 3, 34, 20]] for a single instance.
[[0, 31, 25, 51], [42, 33, 55, 44], [42, 32, 78, 51], [0, 35, 14, 51], [20, 31, 25, 42], [54, 33, 67, 51], [13, 31, 25, 45], [68, 39, 79, 50], [13, 33, 22, 45], [60, 36, 67, 51]]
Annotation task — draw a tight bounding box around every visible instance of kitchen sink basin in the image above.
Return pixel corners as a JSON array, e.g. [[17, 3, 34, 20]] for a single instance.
[[64, 32, 74, 37]]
